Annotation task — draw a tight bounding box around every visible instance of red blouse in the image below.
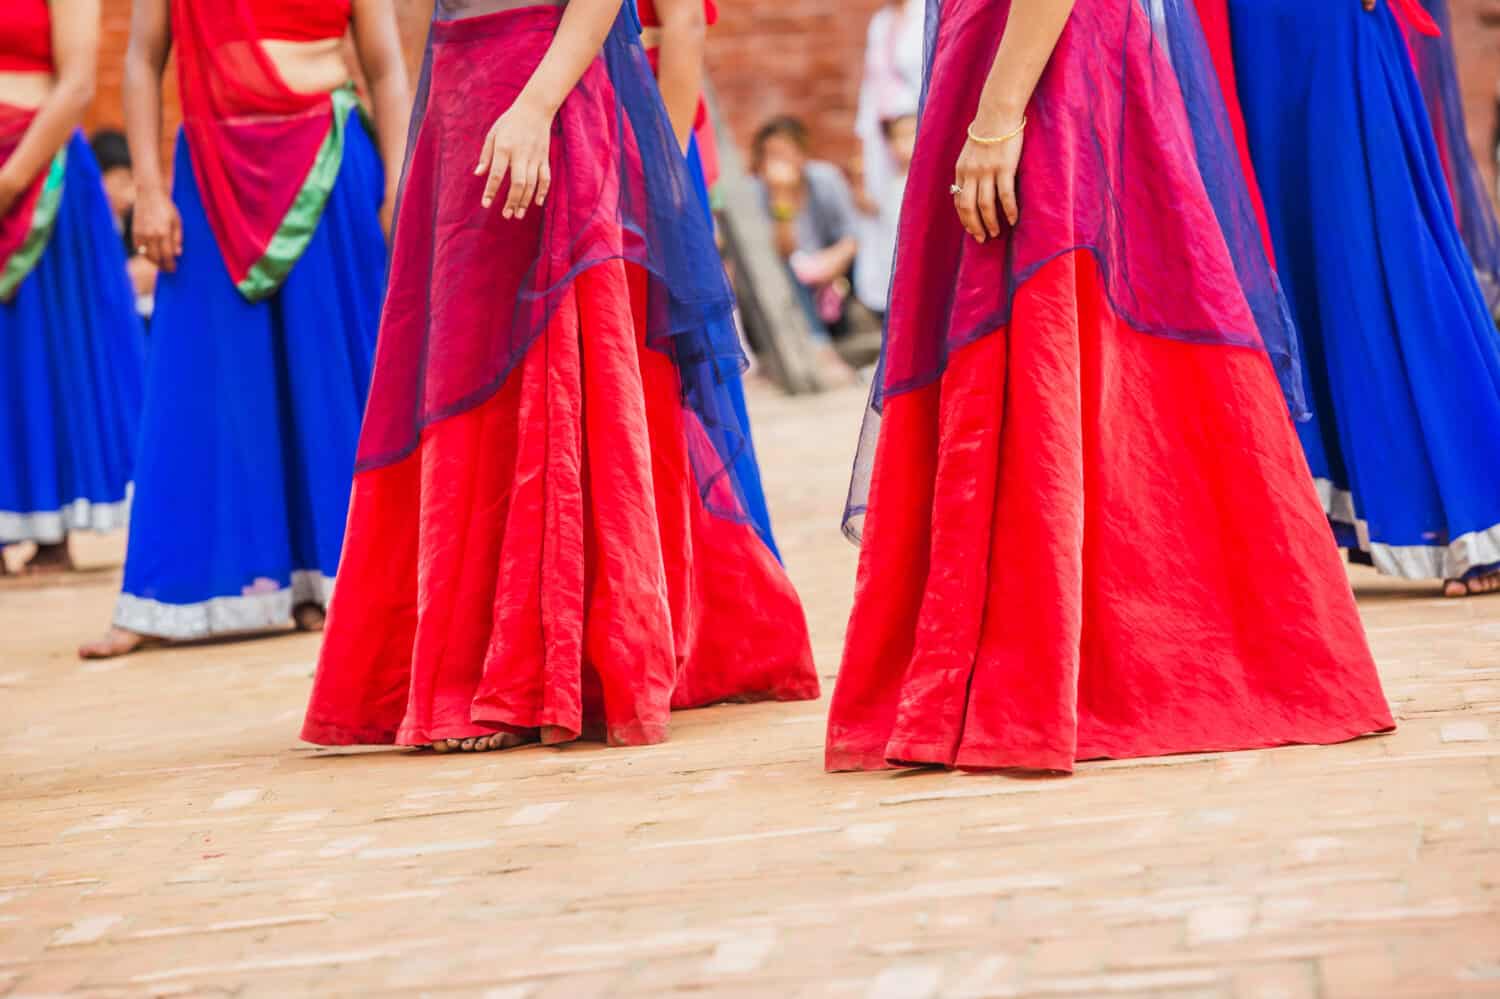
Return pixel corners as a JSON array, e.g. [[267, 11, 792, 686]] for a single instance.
[[0, 0, 53, 74], [247, 0, 353, 42], [638, 0, 719, 29]]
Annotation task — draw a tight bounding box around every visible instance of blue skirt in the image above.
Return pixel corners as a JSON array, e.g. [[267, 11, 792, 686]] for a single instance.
[[1231, 0, 1500, 581], [0, 133, 144, 544], [114, 119, 384, 638], [685, 136, 781, 561]]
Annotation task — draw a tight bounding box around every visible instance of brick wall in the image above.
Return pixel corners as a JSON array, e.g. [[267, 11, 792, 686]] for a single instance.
[[87, 0, 1500, 184]]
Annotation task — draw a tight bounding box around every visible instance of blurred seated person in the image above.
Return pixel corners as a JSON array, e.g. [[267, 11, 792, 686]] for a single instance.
[[89, 127, 155, 320], [752, 116, 861, 339], [853, 108, 916, 322]]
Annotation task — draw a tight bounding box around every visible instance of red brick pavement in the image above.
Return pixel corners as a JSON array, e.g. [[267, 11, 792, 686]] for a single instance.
[[1, 383, 1498, 997]]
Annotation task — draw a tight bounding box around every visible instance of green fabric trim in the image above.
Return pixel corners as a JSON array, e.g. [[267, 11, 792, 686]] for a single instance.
[[235, 86, 363, 303], [0, 147, 67, 303]]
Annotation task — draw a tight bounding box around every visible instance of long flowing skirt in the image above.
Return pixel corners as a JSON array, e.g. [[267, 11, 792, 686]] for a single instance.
[[828, 250, 1394, 772], [301, 258, 819, 747], [0, 133, 144, 544], [112, 120, 384, 638], [1231, 0, 1500, 581]]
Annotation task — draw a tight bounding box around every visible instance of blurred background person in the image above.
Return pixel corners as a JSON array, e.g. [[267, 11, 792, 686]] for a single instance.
[[0, 0, 143, 576], [853, 0, 922, 236], [87, 127, 131, 231], [80, 0, 409, 657], [89, 126, 156, 321], [852, 106, 915, 324], [752, 116, 860, 340]]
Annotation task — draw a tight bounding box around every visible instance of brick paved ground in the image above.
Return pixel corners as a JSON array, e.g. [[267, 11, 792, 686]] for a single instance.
[[2, 382, 1498, 998]]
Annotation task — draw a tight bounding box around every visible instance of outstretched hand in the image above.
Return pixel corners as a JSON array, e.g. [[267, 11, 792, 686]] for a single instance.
[[476, 97, 555, 219]]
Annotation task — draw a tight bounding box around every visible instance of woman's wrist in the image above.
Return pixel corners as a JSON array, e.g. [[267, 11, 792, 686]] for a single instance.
[[516, 81, 564, 119], [972, 94, 1028, 132]]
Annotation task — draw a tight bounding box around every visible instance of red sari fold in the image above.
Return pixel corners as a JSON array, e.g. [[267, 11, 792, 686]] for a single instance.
[[170, 0, 356, 301], [0, 105, 65, 302]]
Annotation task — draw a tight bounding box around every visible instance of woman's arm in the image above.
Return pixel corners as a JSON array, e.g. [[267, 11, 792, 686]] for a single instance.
[[651, 0, 708, 152], [123, 0, 181, 270], [477, 0, 623, 217], [953, 0, 1076, 241], [0, 0, 99, 217], [349, 0, 413, 234]]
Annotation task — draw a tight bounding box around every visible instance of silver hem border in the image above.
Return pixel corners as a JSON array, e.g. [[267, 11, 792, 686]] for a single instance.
[[0, 488, 132, 545], [1316, 479, 1500, 581], [113, 570, 335, 640]]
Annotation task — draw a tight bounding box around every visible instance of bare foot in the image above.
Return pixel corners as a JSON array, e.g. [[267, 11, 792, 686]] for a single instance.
[[293, 603, 327, 632], [25, 541, 74, 576], [1444, 571, 1500, 597], [1466, 571, 1500, 596], [78, 627, 164, 660], [430, 731, 540, 754]]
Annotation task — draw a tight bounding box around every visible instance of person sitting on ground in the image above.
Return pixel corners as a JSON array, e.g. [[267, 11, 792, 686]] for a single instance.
[[751, 116, 861, 340]]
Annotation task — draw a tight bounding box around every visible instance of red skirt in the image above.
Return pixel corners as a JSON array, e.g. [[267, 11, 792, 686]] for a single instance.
[[826, 250, 1394, 773], [302, 260, 819, 748]]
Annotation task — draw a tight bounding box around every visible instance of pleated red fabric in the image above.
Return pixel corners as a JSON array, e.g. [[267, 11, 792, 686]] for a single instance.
[[303, 260, 818, 748], [827, 250, 1394, 773]]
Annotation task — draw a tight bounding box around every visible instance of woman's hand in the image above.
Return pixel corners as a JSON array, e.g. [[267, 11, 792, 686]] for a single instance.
[[133, 186, 182, 272], [952, 116, 1024, 243], [1363, 0, 1376, 11], [475, 96, 554, 219]]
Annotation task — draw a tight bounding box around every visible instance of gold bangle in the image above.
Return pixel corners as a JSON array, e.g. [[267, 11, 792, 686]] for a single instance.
[[967, 115, 1027, 145]]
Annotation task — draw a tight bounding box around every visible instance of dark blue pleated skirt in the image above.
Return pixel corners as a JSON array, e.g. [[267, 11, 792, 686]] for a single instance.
[[1231, 0, 1500, 581], [685, 136, 781, 562], [114, 119, 384, 638], [0, 133, 144, 544]]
